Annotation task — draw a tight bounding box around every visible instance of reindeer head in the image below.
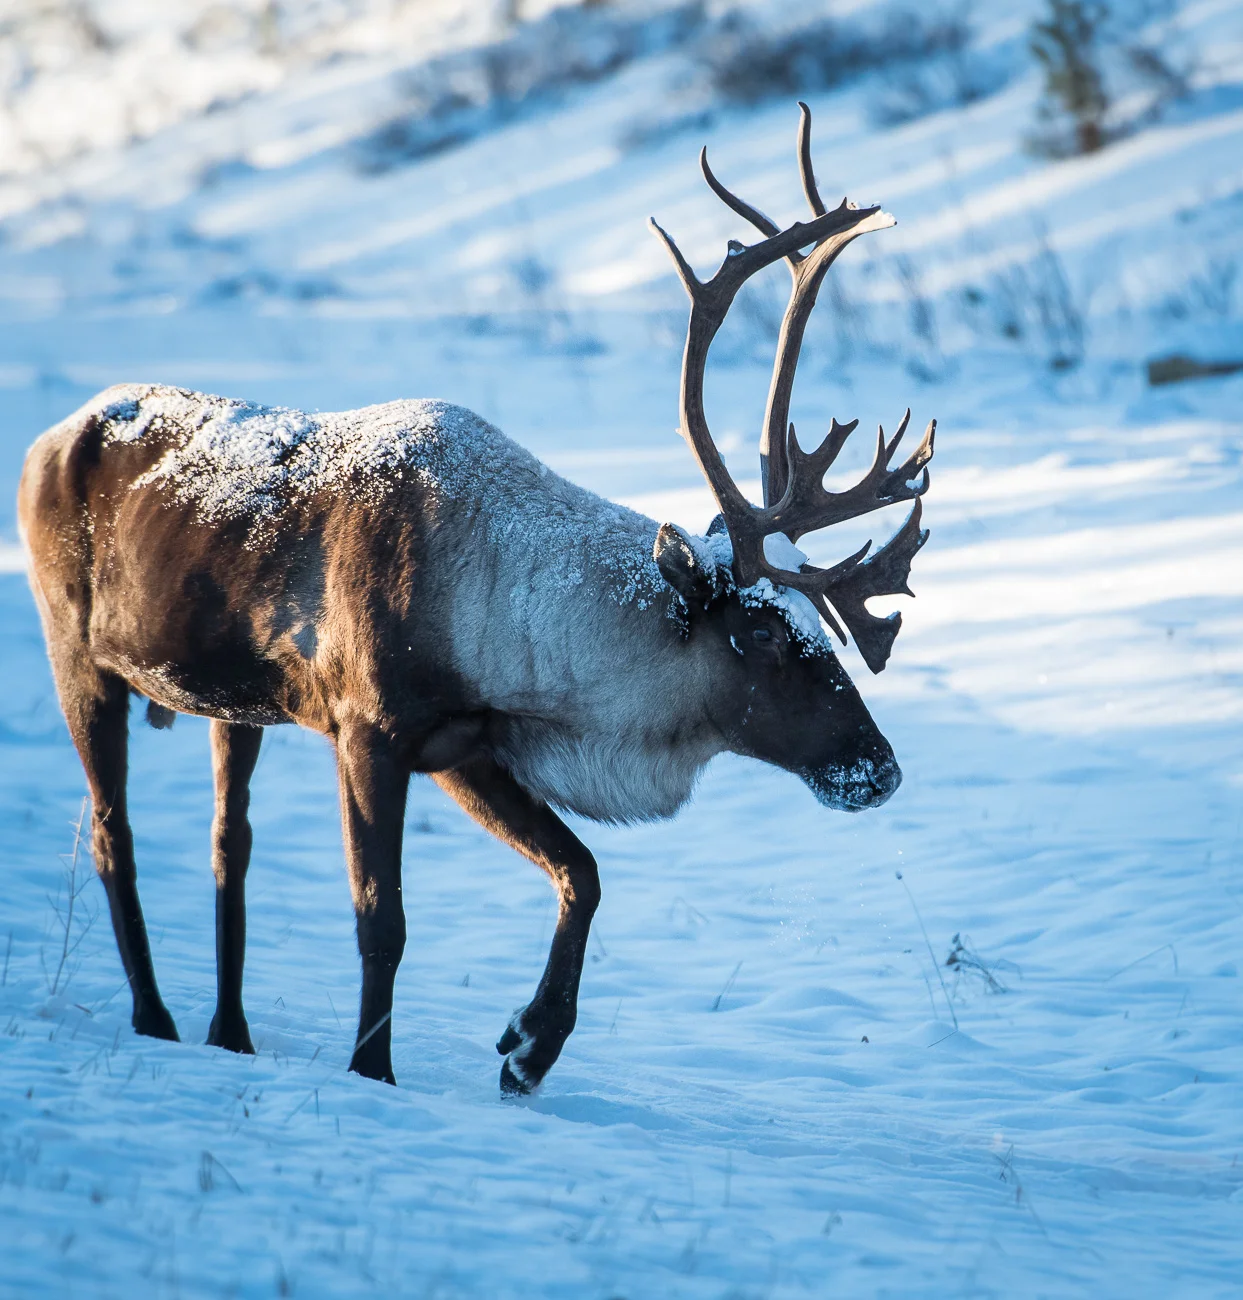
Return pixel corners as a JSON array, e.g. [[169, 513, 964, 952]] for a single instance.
[[649, 104, 935, 812]]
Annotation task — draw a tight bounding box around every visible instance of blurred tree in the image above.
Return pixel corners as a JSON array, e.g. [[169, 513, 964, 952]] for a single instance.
[[1030, 0, 1109, 154]]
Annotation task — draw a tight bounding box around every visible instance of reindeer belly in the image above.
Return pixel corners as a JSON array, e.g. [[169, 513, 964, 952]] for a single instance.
[[93, 596, 290, 726], [89, 522, 299, 726], [106, 653, 287, 726]]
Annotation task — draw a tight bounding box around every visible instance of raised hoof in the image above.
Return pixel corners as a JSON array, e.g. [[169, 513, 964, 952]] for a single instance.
[[496, 1024, 523, 1056], [500, 1057, 533, 1097], [133, 1002, 179, 1043], [206, 1015, 255, 1055]]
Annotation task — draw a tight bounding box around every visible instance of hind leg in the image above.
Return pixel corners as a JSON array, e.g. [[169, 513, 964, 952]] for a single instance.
[[52, 651, 178, 1041], [337, 721, 409, 1085], [206, 720, 262, 1054]]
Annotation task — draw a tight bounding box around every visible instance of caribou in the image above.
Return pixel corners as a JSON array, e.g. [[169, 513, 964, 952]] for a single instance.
[[18, 105, 933, 1095]]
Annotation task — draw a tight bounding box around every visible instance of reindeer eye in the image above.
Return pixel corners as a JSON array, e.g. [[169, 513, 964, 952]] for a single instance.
[[752, 628, 774, 643]]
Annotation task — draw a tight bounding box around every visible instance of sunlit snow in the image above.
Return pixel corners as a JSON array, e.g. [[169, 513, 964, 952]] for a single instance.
[[1, 1, 1241, 1296]]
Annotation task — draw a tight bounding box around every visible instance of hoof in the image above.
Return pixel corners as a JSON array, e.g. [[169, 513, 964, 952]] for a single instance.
[[133, 1003, 179, 1043], [500, 1058, 533, 1097], [206, 1015, 255, 1055], [348, 1050, 396, 1086], [496, 1006, 567, 1095]]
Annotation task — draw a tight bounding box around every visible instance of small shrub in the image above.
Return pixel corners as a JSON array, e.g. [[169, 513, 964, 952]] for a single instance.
[[355, 2, 704, 173], [1029, 234, 1085, 369], [945, 932, 1008, 994], [894, 254, 945, 380], [872, 43, 1011, 127], [958, 231, 1086, 370], [697, 7, 978, 110], [1146, 354, 1243, 386]]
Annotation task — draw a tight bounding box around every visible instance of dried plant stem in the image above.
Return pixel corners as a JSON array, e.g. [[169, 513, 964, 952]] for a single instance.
[[896, 870, 957, 1030], [48, 799, 89, 997]]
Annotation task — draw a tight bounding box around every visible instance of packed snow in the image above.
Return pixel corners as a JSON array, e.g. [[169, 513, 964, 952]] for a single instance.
[[1, 1, 1241, 1296]]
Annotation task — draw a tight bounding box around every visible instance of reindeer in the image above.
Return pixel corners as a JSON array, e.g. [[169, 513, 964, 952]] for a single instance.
[[18, 105, 933, 1095]]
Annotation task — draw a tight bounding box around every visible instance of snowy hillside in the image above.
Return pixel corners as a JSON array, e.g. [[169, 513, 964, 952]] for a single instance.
[[2, 1, 1242, 1295]]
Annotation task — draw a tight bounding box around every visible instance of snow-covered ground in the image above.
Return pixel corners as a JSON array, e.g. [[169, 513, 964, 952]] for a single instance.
[[2, 1, 1242, 1294]]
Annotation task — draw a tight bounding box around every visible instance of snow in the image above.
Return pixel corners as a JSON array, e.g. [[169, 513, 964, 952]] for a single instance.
[[748, 534, 825, 644], [90, 386, 486, 524], [739, 576, 829, 649], [760, 531, 808, 572], [2, 1, 1242, 1295]]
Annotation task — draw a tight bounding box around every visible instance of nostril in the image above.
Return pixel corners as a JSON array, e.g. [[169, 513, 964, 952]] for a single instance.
[[800, 751, 902, 812], [848, 756, 900, 810]]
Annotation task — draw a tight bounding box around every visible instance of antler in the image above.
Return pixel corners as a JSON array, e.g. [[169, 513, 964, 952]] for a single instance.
[[649, 103, 935, 673]]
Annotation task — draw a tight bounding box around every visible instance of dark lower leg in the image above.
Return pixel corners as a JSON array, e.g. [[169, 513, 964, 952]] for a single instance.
[[496, 866, 599, 1094], [61, 665, 176, 1040], [352, 909, 403, 1082], [96, 817, 177, 1040], [206, 720, 262, 1053], [435, 758, 599, 1095], [337, 722, 408, 1085]]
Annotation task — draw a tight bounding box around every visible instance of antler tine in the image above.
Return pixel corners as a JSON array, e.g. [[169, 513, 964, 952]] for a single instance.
[[759, 103, 896, 506], [811, 499, 929, 672], [647, 215, 770, 551], [883, 408, 911, 462], [700, 148, 782, 243], [785, 417, 857, 486], [649, 159, 892, 552], [796, 102, 827, 218], [892, 417, 936, 491], [745, 497, 929, 671], [647, 217, 701, 297], [797, 539, 871, 644], [651, 200, 881, 305], [771, 409, 931, 545]]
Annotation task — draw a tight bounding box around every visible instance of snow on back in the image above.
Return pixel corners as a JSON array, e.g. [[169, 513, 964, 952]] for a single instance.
[[94, 383, 668, 610], [88, 386, 843, 639], [102, 383, 431, 520]]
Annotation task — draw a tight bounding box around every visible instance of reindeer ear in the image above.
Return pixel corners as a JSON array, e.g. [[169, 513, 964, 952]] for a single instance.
[[654, 523, 719, 607]]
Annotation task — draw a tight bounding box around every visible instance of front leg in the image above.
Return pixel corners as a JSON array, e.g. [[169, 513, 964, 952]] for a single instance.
[[435, 757, 600, 1096], [337, 720, 409, 1084]]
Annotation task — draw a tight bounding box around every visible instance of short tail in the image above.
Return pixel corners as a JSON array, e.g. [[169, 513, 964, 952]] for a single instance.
[[146, 701, 176, 730]]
